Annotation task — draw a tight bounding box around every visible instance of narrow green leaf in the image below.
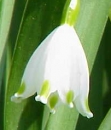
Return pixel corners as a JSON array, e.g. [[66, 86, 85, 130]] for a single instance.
[[0, 0, 17, 129], [98, 109, 111, 130], [44, 105, 79, 130], [0, 0, 16, 63], [109, 8, 111, 21], [103, 20, 111, 115], [76, 0, 111, 72], [98, 20, 111, 130], [0, 0, 16, 89]]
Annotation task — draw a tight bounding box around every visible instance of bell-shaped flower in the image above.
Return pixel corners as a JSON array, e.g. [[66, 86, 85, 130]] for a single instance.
[[11, 24, 93, 118]]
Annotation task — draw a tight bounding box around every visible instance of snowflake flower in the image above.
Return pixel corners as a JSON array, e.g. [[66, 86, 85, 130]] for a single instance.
[[11, 24, 93, 118]]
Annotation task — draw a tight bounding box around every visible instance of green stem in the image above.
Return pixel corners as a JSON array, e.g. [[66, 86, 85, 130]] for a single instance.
[[61, 0, 80, 26]]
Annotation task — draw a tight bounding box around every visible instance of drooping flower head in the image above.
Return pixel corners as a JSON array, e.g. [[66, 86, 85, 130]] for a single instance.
[[11, 0, 93, 118]]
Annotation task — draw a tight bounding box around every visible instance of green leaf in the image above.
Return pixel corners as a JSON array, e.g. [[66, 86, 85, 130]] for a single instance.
[[0, 0, 16, 129], [98, 20, 111, 130], [76, 0, 111, 72], [44, 105, 79, 130], [0, 0, 16, 64], [98, 109, 111, 130], [109, 7, 111, 21]]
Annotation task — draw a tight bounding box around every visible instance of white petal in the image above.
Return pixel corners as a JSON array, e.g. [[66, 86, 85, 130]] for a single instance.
[[51, 24, 93, 118], [35, 24, 76, 94], [21, 29, 57, 97], [11, 25, 65, 102], [44, 24, 76, 102], [51, 24, 81, 103], [71, 27, 93, 118], [11, 27, 57, 102], [74, 96, 93, 118]]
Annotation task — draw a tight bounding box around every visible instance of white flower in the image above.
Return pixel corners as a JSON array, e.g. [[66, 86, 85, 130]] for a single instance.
[[11, 24, 93, 118]]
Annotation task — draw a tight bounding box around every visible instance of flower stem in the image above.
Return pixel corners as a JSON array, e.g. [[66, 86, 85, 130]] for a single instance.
[[61, 0, 80, 26]]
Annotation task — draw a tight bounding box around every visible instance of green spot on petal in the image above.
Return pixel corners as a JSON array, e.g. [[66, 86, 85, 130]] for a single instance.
[[17, 82, 26, 94], [66, 90, 74, 105], [48, 93, 59, 109], [40, 80, 50, 98]]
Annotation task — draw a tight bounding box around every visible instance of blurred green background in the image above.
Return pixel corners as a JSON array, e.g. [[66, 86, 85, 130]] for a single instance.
[[0, 0, 111, 130]]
